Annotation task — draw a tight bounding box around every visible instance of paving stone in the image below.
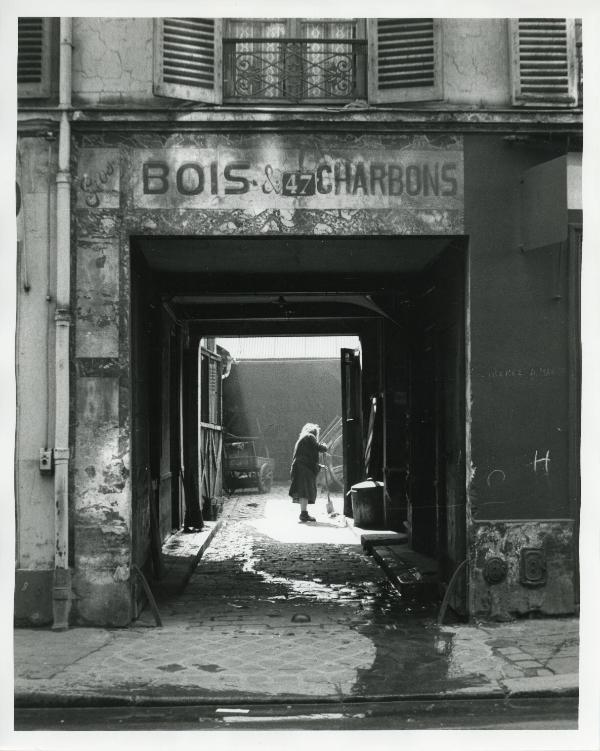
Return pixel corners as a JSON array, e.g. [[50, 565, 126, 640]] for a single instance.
[[497, 647, 524, 656], [511, 659, 543, 668], [14, 486, 580, 703], [500, 664, 526, 678], [545, 656, 579, 674]]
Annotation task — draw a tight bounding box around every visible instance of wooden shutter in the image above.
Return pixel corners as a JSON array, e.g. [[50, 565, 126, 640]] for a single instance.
[[368, 18, 442, 104], [18, 17, 51, 98], [510, 19, 577, 106], [154, 18, 222, 104]]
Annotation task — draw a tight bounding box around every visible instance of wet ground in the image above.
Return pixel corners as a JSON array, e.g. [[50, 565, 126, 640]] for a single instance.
[[14, 484, 579, 718], [137, 484, 485, 700]]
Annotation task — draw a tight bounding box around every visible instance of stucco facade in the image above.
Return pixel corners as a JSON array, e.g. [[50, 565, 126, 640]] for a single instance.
[[67, 18, 516, 108], [16, 17, 582, 627]]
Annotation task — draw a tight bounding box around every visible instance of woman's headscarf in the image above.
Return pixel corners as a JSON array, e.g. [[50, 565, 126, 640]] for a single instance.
[[299, 422, 320, 439]]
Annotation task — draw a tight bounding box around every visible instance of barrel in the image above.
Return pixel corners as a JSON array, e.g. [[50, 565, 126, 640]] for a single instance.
[[350, 479, 384, 529]]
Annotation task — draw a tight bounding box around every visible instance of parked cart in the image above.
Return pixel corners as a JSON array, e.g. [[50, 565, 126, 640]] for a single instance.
[[223, 434, 274, 494]]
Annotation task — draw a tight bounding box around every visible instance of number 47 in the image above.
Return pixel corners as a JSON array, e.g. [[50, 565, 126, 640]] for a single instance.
[[283, 172, 315, 196]]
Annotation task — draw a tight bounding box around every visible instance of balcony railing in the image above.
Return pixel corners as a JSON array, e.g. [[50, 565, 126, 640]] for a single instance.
[[223, 38, 367, 103]]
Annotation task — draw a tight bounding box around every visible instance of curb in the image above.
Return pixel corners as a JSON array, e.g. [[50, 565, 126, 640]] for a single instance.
[[14, 680, 579, 709], [139, 509, 229, 610], [178, 517, 225, 591]]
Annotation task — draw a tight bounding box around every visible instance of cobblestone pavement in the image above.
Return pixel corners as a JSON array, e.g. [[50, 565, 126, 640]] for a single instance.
[[14, 486, 579, 705]]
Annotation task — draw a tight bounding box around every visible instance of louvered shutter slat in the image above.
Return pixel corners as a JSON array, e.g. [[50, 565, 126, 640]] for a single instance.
[[380, 53, 435, 64], [18, 17, 51, 97], [380, 44, 436, 54], [511, 18, 577, 105], [378, 29, 433, 40], [163, 30, 215, 45], [154, 18, 222, 104], [376, 19, 436, 88], [368, 18, 442, 103], [163, 57, 214, 79]]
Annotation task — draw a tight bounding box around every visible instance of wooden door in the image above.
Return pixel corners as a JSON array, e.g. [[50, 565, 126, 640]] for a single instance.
[[199, 346, 223, 520], [182, 336, 203, 530], [340, 348, 363, 516]]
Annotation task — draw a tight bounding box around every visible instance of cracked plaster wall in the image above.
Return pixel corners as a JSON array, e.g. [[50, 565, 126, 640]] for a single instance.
[[442, 19, 511, 106], [471, 521, 575, 617], [15, 138, 56, 573], [72, 204, 132, 623], [70, 18, 514, 107], [72, 17, 153, 106]]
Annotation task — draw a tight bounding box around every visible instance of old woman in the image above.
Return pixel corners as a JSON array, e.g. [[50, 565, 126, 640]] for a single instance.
[[288, 423, 329, 523]]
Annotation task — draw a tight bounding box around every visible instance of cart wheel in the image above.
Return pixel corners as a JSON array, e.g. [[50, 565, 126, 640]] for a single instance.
[[326, 434, 344, 490], [258, 463, 273, 493]]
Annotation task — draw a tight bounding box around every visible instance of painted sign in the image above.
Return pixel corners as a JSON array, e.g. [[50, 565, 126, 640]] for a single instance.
[[132, 138, 463, 212], [76, 149, 121, 209]]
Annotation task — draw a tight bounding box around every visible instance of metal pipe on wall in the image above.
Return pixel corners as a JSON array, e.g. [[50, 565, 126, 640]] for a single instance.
[[45, 136, 55, 451], [52, 17, 73, 631]]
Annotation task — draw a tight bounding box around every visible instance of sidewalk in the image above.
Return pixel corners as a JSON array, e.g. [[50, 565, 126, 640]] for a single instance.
[[14, 487, 579, 708]]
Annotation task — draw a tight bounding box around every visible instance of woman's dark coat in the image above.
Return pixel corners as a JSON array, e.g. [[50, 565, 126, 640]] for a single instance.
[[288, 432, 328, 504]]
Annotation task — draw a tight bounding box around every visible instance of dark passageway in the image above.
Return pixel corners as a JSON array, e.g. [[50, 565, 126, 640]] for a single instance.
[[130, 234, 468, 624]]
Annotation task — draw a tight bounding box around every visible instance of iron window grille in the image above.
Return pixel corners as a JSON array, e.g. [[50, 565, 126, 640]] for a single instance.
[[223, 20, 367, 104]]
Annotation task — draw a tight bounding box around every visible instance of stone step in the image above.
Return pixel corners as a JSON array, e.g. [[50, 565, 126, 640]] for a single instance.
[[360, 532, 408, 552], [367, 543, 439, 601]]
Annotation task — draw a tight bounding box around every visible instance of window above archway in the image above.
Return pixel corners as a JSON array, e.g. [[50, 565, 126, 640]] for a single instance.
[[153, 17, 444, 106], [222, 18, 366, 103]]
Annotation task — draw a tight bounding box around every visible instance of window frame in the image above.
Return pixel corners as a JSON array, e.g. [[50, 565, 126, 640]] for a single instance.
[[153, 17, 448, 107], [221, 18, 367, 105]]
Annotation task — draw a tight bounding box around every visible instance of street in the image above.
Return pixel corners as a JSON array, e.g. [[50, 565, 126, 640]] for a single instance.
[[15, 487, 579, 726], [15, 696, 578, 730]]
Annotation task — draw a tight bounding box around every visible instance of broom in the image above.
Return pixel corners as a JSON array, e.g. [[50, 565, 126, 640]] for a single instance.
[[324, 460, 338, 517]]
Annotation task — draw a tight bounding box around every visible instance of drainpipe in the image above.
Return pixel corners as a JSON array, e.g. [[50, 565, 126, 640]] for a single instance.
[[52, 17, 73, 631]]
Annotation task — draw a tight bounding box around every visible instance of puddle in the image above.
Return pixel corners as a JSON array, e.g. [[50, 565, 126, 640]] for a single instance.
[[169, 485, 480, 696]]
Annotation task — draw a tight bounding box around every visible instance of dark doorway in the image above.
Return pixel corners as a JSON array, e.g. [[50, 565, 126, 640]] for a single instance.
[[129, 234, 468, 614]]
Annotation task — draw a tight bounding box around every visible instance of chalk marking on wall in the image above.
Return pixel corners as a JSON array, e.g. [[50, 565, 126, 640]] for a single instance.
[[533, 450, 551, 474], [486, 469, 506, 487]]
